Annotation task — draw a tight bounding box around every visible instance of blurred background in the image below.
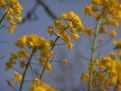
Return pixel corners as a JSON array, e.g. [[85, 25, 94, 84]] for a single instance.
[[0, 0, 121, 91]]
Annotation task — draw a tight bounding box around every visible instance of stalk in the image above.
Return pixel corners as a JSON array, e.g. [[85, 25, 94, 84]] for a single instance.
[[40, 36, 60, 80], [19, 49, 35, 91], [88, 19, 101, 91]]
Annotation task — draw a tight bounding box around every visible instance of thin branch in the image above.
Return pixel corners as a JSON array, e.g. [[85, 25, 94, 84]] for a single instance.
[[36, 0, 57, 19]]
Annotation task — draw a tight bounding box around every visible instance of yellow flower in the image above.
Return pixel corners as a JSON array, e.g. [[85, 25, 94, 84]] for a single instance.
[[48, 26, 54, 36], [108, 30, 117, 38], [92, 0, 101, 5], [13, 71, 22, 82], [84, 5, 92, 15], [16, 16, 22, 23], [60, 13, 67, 20], [20, 61, 26, 68], [15, 36, 27, 48], [62, 58, 68, 64], [10, 51, 17, 59], [72, 33, 79, 40], [5, 8, 13, 14], [0, 0, 6, 6], [8, 21, 16, 34], [80, 73, 89, 81], [18, 49, 30, 58], [99, 26, 107, 34], [32, 78, 41, 85], [45, 63, 52, 73], [7, 15, 14, 22], [6, 58, 15, 70], [67, 21, 73, 27], [67, 42, 73, 50], [85, 27, 93, 36]]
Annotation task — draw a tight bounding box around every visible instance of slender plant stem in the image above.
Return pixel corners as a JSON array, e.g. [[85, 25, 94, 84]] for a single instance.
[[19, 49, 35, 91], [39, 36, 60, 80], [88, 19, 101, 91], [0, 12, 7, 24]]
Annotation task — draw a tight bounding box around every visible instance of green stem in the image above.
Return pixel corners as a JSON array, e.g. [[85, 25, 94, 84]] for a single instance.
[[0, 12, 7, 24], [39, 36, 60, 80], [19, 49, 35, 91], [88, 19, 101, 91]]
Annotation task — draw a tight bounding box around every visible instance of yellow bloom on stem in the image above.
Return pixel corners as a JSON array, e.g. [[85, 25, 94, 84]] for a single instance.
[[8, 21, 16, 34], [85, 26, 93, 36], [92, 0, 101, 5], [72, 33, 79, 40], [0, 0, 6, 6], [67, 42, 73, 50], [80, 73, 89, 81], [108, 30, 117, 38], [99, 26, 107, 34], [5, 8, 13, 14], [18, 49, 30, 58], [13, 71, 22, 82], [6, 58, 15, 70], [32, 78, 41, 85], [45, 63, 52, 73], [84, 5, 92, 16], [60, 13, 67, 20], [16, 16, 22, 23], [48, 26, 54, 36], [10, 51, 17, 59], [15, 36, 27, 48], [7, 15, 14, 22], [20, 61, 26, 68], [62, 58, 68, 64]]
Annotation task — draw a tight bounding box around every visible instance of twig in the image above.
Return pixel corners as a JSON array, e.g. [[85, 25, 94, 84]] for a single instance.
[[36, 0, 57, 19]]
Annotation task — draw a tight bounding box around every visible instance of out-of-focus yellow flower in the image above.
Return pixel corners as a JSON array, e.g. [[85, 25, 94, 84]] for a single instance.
[[29, 83, 57, 91], [16, 16, 22, 23], [8, 21, 16, 34], [62, 58, 68, 64], [18, 49, 30, 58], [80, 73, 89, 81], [48, 26, 54, 36], [45, 63, 52, 73], [20, 61, 26, 68], [108, 30, 117, 38], [32, 78, 41, 85], [99, 26, 107, 34], [92, 0, 101, 5], [60, 13, 67, 20], [6, 58, 15, 70], [13, 71, 22, 82], [72, 33, 79, 40], [85, 27, 93, 36], [67, 42, 73, 50], [10, 51, 17, 59], [84, 5, 92, 15]]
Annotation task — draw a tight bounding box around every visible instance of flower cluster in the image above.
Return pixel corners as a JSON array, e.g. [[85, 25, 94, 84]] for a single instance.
[[84, 53, 118, 90], [85, 0, 121, 23], [6, 34, 54, 72], [48, 11, 84, 50], [0, 0, 23, 34], [29, 78, 57, 91], [83, 0, 121, 38]]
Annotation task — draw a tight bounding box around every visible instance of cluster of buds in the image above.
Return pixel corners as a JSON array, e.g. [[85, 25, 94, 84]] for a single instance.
[[0, 0, 23, 34], [29, 78, 57, 91], [6, 34, 54, 72], [48, 11, 84, 50]]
